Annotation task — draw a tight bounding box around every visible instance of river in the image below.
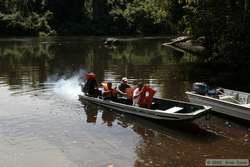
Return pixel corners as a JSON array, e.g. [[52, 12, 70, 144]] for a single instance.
[[0, 37, 249, 167]]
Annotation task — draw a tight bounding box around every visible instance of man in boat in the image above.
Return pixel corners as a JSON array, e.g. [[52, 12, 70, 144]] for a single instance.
[[133, 82, 145, 106], [82, 72, 99, 97], [102, 81, 117, 100], [116, 77, 133, 104], [133, 82, 156, 108], [116, 77, 131, 97]]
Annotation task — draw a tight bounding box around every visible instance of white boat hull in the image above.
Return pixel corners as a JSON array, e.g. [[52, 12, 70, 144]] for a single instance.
[[186, 91, 250, 121]]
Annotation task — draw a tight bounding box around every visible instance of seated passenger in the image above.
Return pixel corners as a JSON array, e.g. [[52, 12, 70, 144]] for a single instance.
[[133, 83, 156, 108], [133, 82, 144, 106], [102, 81, 117, 100], [82, 72, 99, 97], [142, 85, 156, 109], [116, 77, 131, 97]]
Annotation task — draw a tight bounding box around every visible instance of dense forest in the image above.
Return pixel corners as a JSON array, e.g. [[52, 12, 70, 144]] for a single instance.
[[0, 0, 249, 63]]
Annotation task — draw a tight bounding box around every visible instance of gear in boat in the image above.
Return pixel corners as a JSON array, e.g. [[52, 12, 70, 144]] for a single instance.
[[80, 73, 211, 122], [191, 82, 248, 104], [81, 73, 157, 109], [192, 82, 225, 97]]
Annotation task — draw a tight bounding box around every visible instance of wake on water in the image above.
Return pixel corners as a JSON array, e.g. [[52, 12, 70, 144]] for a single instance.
[[50, 70, 86, 100], [53, 76, 82, 100]]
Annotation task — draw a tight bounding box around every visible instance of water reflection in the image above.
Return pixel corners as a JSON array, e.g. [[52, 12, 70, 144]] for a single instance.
[[83, 102, 116, 127], [1, 37, 250, 94], [83, 104, 98, 123], [0, 37, 197, 100], [101, 110, 116, 127], [81, 101, 250, 167], [0, 37, 250, 167]]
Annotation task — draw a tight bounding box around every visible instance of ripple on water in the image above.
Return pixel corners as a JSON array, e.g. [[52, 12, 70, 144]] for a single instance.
[[11, 87, 54, 96], [1, 37, 250, 167], [0, 77, 7, 87]]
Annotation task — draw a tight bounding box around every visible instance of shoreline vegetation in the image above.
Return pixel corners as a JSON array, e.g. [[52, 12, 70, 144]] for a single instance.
[[162, 36, 207, 56], [0, 0, 249, 64]]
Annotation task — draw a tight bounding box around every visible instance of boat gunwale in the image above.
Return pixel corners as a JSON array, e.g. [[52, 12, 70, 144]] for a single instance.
[[79, 94, 210, 118], [224, 88, 250, 96], [185, 91, 250, 110]]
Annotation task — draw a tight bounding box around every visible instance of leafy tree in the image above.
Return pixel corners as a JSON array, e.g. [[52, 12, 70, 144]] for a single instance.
[[184, 0, 250, 63], [109, 0, 172, 34], [0, 0, 249, 65], [0, 0, 17, 13], [46, 0, 85, 34]]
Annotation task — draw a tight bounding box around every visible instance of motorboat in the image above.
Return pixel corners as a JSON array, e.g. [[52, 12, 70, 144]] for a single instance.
[[79, 94, 211, 121], [186, 82, 250, 121]]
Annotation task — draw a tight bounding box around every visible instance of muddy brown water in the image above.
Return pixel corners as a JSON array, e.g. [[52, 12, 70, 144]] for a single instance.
[[0, 37, 249, 167]]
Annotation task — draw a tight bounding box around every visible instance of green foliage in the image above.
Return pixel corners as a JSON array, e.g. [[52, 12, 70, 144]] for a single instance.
[[109, 0, 176, 34], [0, 0, 249, 64], [0, 11, 53, 35], [183, 0, 250, 63], [124, 0, 168, 34], [0, 0, 185, 35], [0, 0, 17, 13]]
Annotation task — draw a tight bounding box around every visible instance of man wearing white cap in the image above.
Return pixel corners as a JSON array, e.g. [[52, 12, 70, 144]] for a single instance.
[[116, 77, 131, 97]]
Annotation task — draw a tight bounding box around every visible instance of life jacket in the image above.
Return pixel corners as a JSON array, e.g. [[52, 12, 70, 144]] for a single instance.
[[138, 85, 156, 109], [102, 82, 108, 91], [102, 82, 117, 97], [125, 87, 135, 99]]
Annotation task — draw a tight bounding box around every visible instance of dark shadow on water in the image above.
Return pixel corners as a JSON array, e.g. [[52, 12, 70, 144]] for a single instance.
[[119, 114, 221, 143], [210, 112, 250, 127]]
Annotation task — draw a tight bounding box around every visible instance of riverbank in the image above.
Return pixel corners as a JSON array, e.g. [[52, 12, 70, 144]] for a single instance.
[[162, 36, 208, 56]]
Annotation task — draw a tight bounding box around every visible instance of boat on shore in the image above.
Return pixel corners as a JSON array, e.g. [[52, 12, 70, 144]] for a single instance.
[[185, 83, 250, 121], [79, 94, 211, 121]]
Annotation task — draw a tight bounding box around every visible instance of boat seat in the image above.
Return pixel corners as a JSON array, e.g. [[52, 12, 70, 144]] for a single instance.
[[219, 95, 234, 100], [219, 95, 240, 104], [164, 107, 183, 113]]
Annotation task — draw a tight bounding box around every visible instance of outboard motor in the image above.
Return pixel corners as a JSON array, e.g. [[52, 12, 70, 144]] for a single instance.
[[192, 82, 208, 95]]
